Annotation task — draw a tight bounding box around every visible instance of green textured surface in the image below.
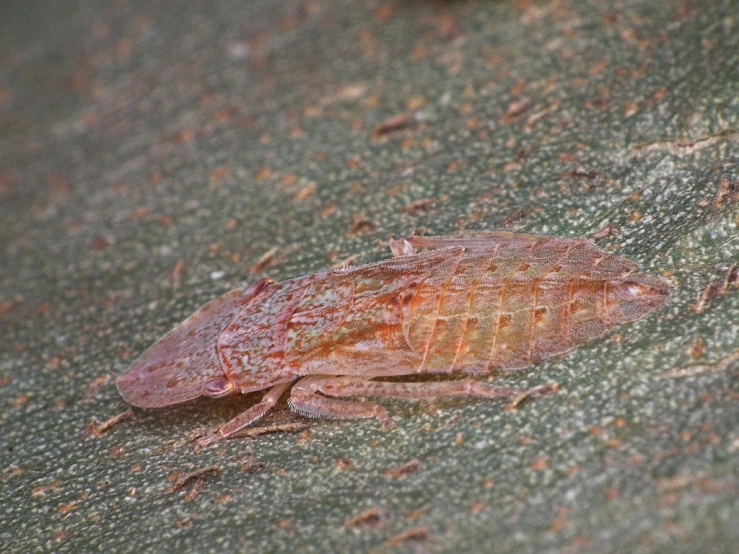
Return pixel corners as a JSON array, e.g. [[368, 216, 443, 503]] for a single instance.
[[1, 0, 738, 552]]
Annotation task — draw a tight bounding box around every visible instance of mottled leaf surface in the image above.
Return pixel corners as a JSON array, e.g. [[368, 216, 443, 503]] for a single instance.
[[1, 1, 737, 553]]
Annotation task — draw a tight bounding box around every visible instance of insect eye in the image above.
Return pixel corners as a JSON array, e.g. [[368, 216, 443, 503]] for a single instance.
[[202, 378, 236, 398]]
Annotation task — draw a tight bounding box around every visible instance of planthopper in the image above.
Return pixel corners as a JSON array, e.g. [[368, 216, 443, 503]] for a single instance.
[[116, 232, 670, 446]]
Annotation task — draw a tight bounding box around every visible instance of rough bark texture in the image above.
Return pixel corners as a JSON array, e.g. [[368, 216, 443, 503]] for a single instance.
[[1, 1, 737, 552]]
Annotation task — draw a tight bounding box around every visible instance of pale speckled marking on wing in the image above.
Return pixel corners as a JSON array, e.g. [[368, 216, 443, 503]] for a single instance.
[[116, 287, 265, 408], [295, 345, 422, 377], [421, 250, 495, 372], [406, 235, 646, 371], [283, 248, 461, 369], [403, 248, 464, 364], [452, 254, 506, 372], [407, 237, 541, 371]]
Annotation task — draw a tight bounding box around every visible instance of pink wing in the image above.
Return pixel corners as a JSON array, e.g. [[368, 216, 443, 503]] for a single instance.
[[116, 281, 271, 407]]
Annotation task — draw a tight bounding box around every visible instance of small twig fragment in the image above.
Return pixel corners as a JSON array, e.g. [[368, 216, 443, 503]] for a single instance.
[[660, 349, 739, 379], [563, 167, 599, 181], [344, 507, 384, 528], [502, 97, 531, 123], [690, 264, 738, 314], [84, 410, 135, 437], [505, 382, 559, 411], [632, 129, 739, 155], [376, 526, 429, 552], [249, 247, 280, 274], [184, 478, 205, 502], [164, 466, 220, 494], [588, 226, 618, 240], [371, 113, 416, 141], [383, 459, 422, 478]]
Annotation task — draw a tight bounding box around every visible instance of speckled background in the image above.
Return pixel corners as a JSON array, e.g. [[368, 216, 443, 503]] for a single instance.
[[1, 1, 737, 553]]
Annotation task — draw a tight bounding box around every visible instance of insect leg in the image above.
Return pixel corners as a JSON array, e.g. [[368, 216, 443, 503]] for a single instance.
[[288, 375, 395, 429], [318, 377, 558, 403], [196, 381, 292, 447]]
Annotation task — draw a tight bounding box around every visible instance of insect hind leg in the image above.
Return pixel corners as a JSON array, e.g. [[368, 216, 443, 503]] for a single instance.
[[290, 376, 558, 429], [321, 377, 524, 400], [289, 376, 395, 428], [314, 376, 559, 412]]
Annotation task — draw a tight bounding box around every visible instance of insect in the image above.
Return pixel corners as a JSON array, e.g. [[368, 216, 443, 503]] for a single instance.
[[116, 232, 670, 446]]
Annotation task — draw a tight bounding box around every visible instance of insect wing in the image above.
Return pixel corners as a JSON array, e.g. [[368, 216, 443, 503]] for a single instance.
[[116, 282, 269, 407]]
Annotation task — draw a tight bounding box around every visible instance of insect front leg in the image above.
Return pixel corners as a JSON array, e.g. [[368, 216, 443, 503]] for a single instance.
[[288, 375, 395, 429], [196, 381, 292, 447]]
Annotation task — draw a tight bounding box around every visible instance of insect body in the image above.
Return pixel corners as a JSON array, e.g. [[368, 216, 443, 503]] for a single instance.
[[116, 233, 670, 445]]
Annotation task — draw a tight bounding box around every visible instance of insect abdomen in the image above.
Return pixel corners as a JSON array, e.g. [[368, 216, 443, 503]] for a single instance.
[[406, 238, 647, 373]]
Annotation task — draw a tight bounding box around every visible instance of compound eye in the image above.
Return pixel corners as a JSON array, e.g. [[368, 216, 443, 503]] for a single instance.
[[202, 378, 236, 398]]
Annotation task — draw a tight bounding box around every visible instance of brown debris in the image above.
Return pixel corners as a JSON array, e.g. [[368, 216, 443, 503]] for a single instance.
[[184, 478, 205, 502], [690, 264, 738, 314], [401, 199, 433, 214], [176, 516, 194, 528], [248, 246, 280, 274], [371, 113, 416, 141], [58, 501, 79, 515], [661, 348, 739, 379], [293, 182, 317, 202], [375, 526, 429, 552], [563, 167, 599, 181], [334, 457, 353, 470], [164, 466, 219, 495], [632, 129, 739, 155], [31, 480, 62, 497], [383, 459, 422, 478], [84, 410, 134, 437], [529, 457, 549, 471], [348, 215, 376, 235], [208, 165, 230, 183], [502, 97, 531, 123], [656, 472, 706, 490], [711, 177, 739, 210], [170, 259, 186, 282], [88, 235, 112, 251], [505, 382, 559, 411], [344, 507, 384, 528], [502, 207, 530, 226], [588, 226, 618, 240], [240, 457, 267, 474], [84, 373, 113, 399]]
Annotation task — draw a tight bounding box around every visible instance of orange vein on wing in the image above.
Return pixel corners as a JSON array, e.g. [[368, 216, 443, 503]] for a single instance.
[[419, 253, 463, 371], [450, 247, 497, 372]]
